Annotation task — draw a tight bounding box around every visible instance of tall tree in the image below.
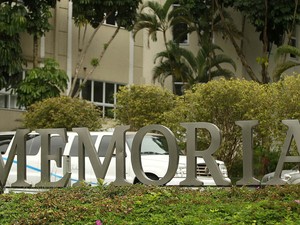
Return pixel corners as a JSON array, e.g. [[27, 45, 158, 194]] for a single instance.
[[153, 41, 236, 88], [0, 1, 26, 90], [152, 41, 194, 88], [189, 41, 236, 83], [23, 0, 56, 68], [133, 0, 175, 48], [174, 0, 258, 82], [69, 0, 142, 97], [221, 0, 300, 83]]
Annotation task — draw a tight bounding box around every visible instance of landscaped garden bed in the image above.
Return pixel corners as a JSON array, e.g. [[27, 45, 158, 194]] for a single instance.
[[1, 184, 300, 224]]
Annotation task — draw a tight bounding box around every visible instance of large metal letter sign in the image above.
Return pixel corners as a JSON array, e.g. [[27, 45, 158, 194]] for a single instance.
[[0, 129, 31, 188], [73, 126, 130, 186], [35, 129, 71, 188], [235, 120, 260, 186], [267, 120, 300, 185], [131, 125, 179, 185], [180, 122, 231, 186]]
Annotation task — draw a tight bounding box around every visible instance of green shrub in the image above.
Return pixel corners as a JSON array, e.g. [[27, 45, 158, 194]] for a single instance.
[[23, 96, 102, 131], [163, 79, 273, 176], [1, 185, 300, 224], [115, 85, 176, 130]]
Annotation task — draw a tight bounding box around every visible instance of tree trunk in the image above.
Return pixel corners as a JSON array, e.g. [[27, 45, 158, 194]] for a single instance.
[[72, 26, 121, 98], [261, 0, 270, 84], [68, 13, 111, 97], [33, 35, 39, 68], [214, 0, 260, 83]]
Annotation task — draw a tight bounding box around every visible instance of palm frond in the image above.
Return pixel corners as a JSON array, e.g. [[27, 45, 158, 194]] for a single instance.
[[210, 68, 235, 79], [272, 61, 300, 81], [275, 45, 300, 61], [210, 54, 236, 71]]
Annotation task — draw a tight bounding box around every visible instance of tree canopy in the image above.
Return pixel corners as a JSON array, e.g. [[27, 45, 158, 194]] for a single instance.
[[16, 59, 68, 108], [221, 0, 300, 83], [0, 2, 26, 90], [0, 0, 57, 90]]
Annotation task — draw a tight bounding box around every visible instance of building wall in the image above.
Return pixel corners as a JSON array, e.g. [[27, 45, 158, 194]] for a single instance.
[[0, 109, 24, 131]]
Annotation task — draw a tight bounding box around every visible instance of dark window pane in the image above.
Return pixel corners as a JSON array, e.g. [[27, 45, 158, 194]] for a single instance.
[[94, 81, 103, 102], [174, 83, 184, 96], [173, 23, 188, 44], [105, 83, 114, 104], [106, 12, 116, 25], [117, 84, 124, 91], [105, 107, 114, 118], [82, 80, 92, 101]]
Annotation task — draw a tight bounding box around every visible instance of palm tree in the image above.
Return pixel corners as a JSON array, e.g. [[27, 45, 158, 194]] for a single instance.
[[273, 45, 300, 81], [152, 41, 194, 88], [132, 0, 175, 48], [153, 41, 236, 90], [169, 1, 243, 46], [188, 41, 236, 83]]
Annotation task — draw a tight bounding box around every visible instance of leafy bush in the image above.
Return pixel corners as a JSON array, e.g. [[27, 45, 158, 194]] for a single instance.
[[115, 85, 176, 130], [16, 59, 68, 108], [23, 96, 102, 131], [163, 79, 271, 175], [1, 185, 300, 224], [118, 77, 300, 178]]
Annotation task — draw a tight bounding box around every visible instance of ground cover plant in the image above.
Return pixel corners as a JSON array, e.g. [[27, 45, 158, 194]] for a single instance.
[[1, 185, 300, 224]]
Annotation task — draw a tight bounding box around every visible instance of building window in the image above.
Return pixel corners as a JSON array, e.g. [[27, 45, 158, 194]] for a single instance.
[[0, 92, 18, 109], [94, 81, 103, 102], [81, 80, 92, 101], [77, 79, 124, 118], [105, 83, 115, 104], [105, 12, 117, 26], [172, 4, 189, 45], [174, 82, 186, 96], [0, 71, 25, 110]]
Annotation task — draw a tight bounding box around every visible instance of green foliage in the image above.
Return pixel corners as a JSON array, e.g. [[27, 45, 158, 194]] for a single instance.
[[273, 45, 300, 81], [115, 85, 176, 130], [115, 77, 300, 178], [23, 0, 55, 37], [90, 58, 100, 67], [270, 75, 300, 145], [163, 78, 270, 175], [73, 0, 142, 29], [1, 185, 300, 224], [222, 0, 300, 46], [133, 0, 175, 46], [0, 0, 57, 89], [16, 59, 68, 108], [0, 3, 27, 89], [153, 41, 194, 85], [153, 40, 236, 91], [23, 96, 102, 131]]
